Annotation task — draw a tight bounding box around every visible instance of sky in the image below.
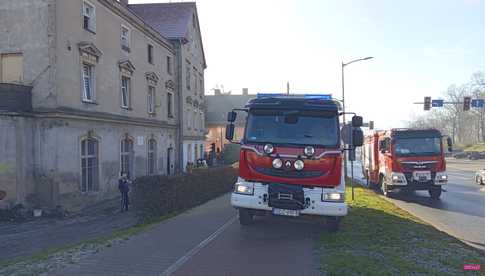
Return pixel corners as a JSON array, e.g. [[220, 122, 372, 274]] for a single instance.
[[130, 0, 485, 129]]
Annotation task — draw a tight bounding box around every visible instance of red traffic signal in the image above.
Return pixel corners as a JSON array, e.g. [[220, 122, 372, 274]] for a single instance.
[[424, 97, 431, 111], [463, 96, 471, 111]]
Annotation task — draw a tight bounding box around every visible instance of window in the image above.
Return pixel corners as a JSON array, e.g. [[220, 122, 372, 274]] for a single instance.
[[194, 72, 198, 95], [186, 65, 191, 90], [121, 26, 130, 51], [81, 137, 99, 192], [199, 77, 203, 95], [83, 1, 96, 32], [121, 76, 130, 108], [121, 137, 134, 179], [193, 111, 197, 130], [167, 92, 174, 118], [192, 13, 196, 28], [147, 138, 157, 175], [187, 110, 192, 129], [82, 63, 94, 101], [148, 44, 154, 64], [0, 53, 23, 83], [148, 86, 155, 114], [166, 56, 172, 75]]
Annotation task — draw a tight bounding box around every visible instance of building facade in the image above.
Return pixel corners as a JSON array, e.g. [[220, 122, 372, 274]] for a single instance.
[[130, 3, 207, 171], [0, 0, 206, 210]]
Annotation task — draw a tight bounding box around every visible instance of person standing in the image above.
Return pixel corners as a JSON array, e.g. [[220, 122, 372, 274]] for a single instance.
[[118, 172, 131, 211]]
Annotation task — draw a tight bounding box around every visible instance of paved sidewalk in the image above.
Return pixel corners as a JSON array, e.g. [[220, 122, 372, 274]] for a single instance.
[[50, 194, 236, 276], [0, 196, 138, 262]]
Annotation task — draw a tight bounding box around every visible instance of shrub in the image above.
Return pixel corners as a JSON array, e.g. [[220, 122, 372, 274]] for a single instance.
[[132, 166, 237, 217]]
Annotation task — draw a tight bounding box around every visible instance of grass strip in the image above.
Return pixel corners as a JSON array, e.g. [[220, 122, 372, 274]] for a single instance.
[[318, 185, 485, 275]]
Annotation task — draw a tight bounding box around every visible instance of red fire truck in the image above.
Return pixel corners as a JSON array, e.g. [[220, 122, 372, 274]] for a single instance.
[[225, 94, 364, 231], [361, 128, 452, 199]]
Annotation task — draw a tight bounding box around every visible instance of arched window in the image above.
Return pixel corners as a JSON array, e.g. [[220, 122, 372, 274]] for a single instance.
[[81, 137, 99, 192], [121, 137, 134, 179], [147, 138, 157, 175]]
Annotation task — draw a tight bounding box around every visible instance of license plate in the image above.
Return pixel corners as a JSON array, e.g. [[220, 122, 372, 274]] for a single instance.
[[413, 171, 431, 182], [272, 208, 299, 217]]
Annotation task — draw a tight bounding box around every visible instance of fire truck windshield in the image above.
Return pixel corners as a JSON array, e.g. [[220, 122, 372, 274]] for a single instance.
[[244, 110, 339, 147], [394, 137, 441, 156]]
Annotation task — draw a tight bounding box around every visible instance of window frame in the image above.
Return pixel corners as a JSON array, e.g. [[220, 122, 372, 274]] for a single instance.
[[166, 56, 172, 75], [120, 137, 134, 179], [147, 138, 157, 175], [167, 92, 174, 118], [147, 86, 156, 115], [147, 44, 154, 64], [121, 25, 131, 52], [82, 1, 96, 33], [80, 136, 99, 192], [121, 76, 131, 109], [82, 63, 95, 102], [186, 64, 191, 90]]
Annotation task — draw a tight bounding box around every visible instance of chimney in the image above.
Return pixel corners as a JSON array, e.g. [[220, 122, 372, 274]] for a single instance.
[[242, 88, 248, 95], [214, 89, 221, 96]]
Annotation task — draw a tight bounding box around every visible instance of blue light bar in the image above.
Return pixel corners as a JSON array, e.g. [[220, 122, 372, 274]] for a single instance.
[[257, 93, 332, 100], [304, 94, 332, 100]]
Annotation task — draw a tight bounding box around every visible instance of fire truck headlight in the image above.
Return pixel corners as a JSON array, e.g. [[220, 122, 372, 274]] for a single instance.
[[322, 192, 345, 202], [391, 172, 407, 184], [234, 182, 254, 195], [294, 160, 304, 171], [272, 158, 283, 169], [304, 146, 315, 157], [435, 172, 448, 183], [264, 144, 274, 154]]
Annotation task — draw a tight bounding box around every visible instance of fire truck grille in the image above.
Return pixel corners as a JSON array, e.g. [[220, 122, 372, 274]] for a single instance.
[[404, 172, 437, 183], [268, 183, 305, 210], [254, 167, 324, 178], [400, 162, 436, 171]]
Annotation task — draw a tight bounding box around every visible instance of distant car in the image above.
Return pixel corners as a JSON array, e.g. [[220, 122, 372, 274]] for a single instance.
[[469, 151, 485, 160], [453, 152, 468, 159], [475, 169, 485, 185]]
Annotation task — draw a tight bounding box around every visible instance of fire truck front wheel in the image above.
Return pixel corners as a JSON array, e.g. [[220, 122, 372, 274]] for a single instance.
[[429, 187, 442, 200], [238, 208, 254, 225]]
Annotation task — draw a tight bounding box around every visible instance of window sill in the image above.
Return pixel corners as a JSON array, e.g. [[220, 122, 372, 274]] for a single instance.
[[121, 106, 132, 111], [84, 28, 96, 35], [148, 112, 156, 116], [82, 100, 98, 105]]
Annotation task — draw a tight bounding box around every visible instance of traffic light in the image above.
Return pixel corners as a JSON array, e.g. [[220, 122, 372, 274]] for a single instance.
[[424, 97, 431, 111], [369, 121, 374, 130], [463, 96, 471, 111]]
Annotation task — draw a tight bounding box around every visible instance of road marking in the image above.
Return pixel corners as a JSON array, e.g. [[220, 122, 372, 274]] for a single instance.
[[160, 216, 237, 276]]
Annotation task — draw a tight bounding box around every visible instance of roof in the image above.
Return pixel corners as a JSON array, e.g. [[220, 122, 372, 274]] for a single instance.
[[128, 2, 207, 67], [205, 94, 256, 125], [246, 96, 340, 112]]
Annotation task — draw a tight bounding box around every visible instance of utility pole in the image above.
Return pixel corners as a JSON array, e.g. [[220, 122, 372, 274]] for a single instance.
[[287, 81, 290, 95]]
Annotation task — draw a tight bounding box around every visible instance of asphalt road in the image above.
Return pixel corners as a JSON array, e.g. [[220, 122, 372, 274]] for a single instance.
[[348, 158, 485, 252], [53, 194, 326, 276]]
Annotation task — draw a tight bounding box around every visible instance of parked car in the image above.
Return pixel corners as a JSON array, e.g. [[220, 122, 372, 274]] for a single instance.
[[453, 152, 469, 159], [469, 151, 485, 160], [475, 169, 485, 185]]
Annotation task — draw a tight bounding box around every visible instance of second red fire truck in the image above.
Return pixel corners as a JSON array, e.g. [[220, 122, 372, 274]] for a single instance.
[[361, 128, 452, 199]]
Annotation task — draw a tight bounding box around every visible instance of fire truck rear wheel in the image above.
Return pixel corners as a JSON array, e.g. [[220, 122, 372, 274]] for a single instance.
[[429, 187, 442, 200], [326, 216, 341, 232], [238, 208, 254, 225]]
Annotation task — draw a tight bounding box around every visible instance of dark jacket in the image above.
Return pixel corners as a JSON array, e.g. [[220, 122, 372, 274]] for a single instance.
[[118, 179, 130, 193]]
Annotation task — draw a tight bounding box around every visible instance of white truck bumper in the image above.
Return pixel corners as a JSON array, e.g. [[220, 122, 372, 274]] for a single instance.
[[230, 178, 347, 217]]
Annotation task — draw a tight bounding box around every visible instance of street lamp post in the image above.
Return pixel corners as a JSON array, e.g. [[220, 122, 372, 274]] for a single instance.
[[341, 57, 373, 181]]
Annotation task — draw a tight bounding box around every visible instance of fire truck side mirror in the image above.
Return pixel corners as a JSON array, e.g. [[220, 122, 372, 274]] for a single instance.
[[352, 116, 363, 127], [352, 128, 364, 147], [225, 124, 235, 141], [446, 137, 452, 152], [227, 111, 237, 123]]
